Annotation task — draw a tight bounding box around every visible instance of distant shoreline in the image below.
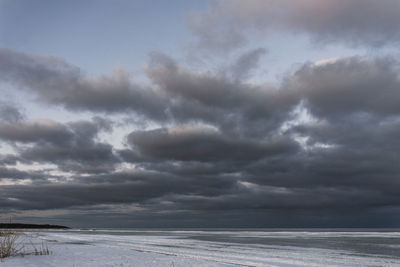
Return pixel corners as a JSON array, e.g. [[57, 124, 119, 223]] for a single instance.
[[0, 223, 69, 229]]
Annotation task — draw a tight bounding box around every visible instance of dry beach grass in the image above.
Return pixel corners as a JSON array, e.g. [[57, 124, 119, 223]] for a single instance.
[[0, 231, 22, 258], [0, 231, 50, 259]]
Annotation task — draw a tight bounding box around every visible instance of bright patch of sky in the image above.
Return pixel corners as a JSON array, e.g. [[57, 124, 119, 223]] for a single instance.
[[0, 0, 207, 75]]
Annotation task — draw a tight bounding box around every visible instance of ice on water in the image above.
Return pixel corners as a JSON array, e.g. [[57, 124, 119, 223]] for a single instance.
[[2, 229, 400, 266]]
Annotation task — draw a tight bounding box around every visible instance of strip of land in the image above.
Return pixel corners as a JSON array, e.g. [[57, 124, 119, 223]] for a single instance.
[[0, 223, 69, 229]]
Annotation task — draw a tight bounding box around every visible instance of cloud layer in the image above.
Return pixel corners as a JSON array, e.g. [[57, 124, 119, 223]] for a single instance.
[[189, 0, 400, 51], [1, 1, 400, 227], [1, 45, 400, 227]]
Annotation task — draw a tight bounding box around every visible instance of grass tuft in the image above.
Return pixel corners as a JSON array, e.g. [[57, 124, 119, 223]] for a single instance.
[[29, 241, 51, 256], [0, 231, 51, 259], [0, 231, 23, 258]]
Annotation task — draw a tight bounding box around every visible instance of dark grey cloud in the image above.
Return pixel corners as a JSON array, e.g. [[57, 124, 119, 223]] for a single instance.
[[284, 57, 400, 119], [189, 0, 400, 52], [0, 167, 33, 180], [0, 166, 53, 184], [0, 48, 292, 134], [0, 120, 71, 144], [146, 52, 296, 137], [0, 48, 167, 119], [0, 48, 291, 138], [0, 154, 19, 166], [1, 45, 400, 227], [0, 117, 119, 174], [128, 55, 400, 227], [22, 127, 118, 174], [0, 101, 24, 122], [230, 47, 267, 81], [127, 127, 297, 162], [0, 168, 238, 210]]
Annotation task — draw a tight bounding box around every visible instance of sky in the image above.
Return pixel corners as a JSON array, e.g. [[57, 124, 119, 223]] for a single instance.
[[1, 0, 400, 228]]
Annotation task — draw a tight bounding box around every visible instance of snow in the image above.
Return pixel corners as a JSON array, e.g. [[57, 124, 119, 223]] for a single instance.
[[1, 230, 400, 266]]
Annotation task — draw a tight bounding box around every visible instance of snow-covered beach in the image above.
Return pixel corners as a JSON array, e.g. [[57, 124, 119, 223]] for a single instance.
[[2, 229, 400, 266]]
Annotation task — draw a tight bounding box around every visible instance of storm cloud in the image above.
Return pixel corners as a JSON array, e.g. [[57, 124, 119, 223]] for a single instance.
[[0, 48, 167, 119], [1, 47, 400, 226], [1, 1, 400, 228], [0, 117, 119, 174]]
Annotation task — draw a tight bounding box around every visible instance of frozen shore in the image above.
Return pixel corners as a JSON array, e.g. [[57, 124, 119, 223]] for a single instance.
[[1, 229, 400, 266]]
